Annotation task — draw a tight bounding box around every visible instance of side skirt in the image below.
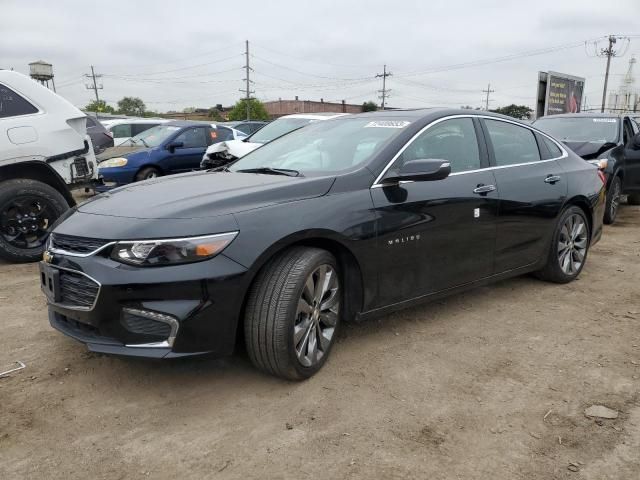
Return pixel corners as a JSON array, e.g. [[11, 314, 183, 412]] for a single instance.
[[355, 262, 540, 322]]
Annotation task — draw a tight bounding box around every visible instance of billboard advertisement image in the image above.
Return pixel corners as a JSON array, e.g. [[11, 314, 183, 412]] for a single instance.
[[536, 71, 586, 118]]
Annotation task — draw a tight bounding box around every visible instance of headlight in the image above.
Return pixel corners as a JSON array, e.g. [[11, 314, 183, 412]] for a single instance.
[[111, 232, 238, 266], [100, 157, 128, 168], [587, 159, 608, 170]]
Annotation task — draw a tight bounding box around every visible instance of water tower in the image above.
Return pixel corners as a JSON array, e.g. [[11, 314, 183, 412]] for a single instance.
[[29, 60, 56, 92]]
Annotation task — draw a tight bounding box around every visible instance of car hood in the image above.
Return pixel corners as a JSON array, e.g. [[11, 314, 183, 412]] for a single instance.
[[563, 141, 617, 160], [205, 139, 262, 158], [78, 170, 335, 219], [96, 145, 150, 162]]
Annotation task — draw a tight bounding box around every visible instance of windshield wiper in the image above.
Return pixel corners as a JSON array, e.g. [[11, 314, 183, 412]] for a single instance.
[[138, 137, 149, 148], [208, 165, 230, 172], [236, 167, 301, 177]]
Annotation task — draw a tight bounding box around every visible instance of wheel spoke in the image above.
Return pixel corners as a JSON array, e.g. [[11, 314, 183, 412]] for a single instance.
[[307, 329, 318, 363], [573, 247, 585, 262], [319, 310, 338, 327], [297, 298, 313, 316], [320, 289, 339, 311], [314, 265, 328, 303], [303, 276, 315, 303], [317, 324, 333, 352], [294, 316, 311, 345]]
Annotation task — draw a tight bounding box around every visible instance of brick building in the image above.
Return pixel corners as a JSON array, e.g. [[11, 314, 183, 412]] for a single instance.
[[263, 97, 364, 118]]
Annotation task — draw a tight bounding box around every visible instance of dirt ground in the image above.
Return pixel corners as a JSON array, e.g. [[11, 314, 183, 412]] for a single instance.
[[1, 203, 639, 480]]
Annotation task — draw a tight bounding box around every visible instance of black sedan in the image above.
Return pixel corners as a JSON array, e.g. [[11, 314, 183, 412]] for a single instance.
[[533, 113, 640, 224], [40, 109, 605, 380]]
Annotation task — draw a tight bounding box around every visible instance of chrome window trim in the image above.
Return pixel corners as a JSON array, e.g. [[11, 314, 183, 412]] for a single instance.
[[44, 265, 102, 312], [371, 114, 569, 188], [122, 307, 179, 348]]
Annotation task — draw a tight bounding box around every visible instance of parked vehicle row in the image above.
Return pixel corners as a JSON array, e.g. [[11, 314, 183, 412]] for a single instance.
[[40, 109, 606, 380], [96, 121, 247, 187]]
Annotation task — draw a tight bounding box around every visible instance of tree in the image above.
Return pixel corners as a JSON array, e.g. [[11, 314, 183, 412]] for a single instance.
[[362, 101, 377, 112], [84, 100, 115, 114], [117, 97, 146, 116], [208, 108, 225, 122], [490, 104, 533, 120], [227, 98, 269, 121]]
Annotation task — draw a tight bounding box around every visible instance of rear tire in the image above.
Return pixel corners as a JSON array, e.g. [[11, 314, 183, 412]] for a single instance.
[[603, 175, 622, 224], [135, 166, 161, 182], [535, 206, 590, 284], [244, 247, 341, 380], [627, 193, 640, 205], [0, 179, 69, 263]]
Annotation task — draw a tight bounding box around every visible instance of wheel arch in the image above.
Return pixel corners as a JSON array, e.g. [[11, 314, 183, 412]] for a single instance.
[[564, 195, 594, 236], [134, 163, 164, 178], [0, 162, 75, 206], [238, 230, 365, 331]]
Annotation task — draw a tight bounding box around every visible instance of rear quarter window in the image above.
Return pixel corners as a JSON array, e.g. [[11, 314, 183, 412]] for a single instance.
[[0, 84, 39, 118]]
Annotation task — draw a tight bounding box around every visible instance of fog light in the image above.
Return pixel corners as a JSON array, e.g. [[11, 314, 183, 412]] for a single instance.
[[121, 308, 179, 347]]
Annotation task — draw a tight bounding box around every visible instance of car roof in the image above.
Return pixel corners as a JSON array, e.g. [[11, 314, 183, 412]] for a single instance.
[[106, 118, 170, 126], [282, 112, 351, 120], [535, 112, 623, 120]]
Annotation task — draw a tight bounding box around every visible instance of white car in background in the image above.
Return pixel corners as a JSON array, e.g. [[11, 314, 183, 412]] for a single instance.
[[200, 112, 348, 169], [0, 70, 98, 262], [104, 118, 170, 146]]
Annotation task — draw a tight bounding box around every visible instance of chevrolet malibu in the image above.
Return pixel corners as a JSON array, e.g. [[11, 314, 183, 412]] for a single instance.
[[40, 109, 605, 380]]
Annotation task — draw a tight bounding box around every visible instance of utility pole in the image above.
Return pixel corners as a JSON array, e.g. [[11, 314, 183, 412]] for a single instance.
[[376, 65, 392, 110], [239, 40, 254, 121], [84, 65, 103, 103], [482, 83, 494, 110], [600, 35, 617, 113]]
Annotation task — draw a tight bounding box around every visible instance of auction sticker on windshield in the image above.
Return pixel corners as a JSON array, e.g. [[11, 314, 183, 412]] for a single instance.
[[364, 121, 411, 128], [592, 118, 617, 123]]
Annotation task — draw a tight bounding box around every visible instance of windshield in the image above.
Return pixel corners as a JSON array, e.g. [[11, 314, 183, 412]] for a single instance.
[[231, 118, 410, 174], [247, 117, 314, 144], [534, 117, 619, 143], [128, 125, 182, 147]]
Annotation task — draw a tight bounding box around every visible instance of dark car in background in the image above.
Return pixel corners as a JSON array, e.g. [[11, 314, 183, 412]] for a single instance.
[[40, 109, 604, 380], [533, 113, 640, 224], [85, 116, 114, 154], [96, 121, 243, 187]]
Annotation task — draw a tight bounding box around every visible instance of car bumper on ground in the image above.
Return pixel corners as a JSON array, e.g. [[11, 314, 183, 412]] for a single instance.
[[40, 251, 249, 359], [97, 166, 138, 187]]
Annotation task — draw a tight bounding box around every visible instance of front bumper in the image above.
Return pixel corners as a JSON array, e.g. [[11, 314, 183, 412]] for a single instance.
[[97, 166, 138, 186], [42, 251, 249, 359]]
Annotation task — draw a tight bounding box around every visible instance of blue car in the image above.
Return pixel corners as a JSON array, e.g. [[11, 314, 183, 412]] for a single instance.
[[97, 121, 246, 187]]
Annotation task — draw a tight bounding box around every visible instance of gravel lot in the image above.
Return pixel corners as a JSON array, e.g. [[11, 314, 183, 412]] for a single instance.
[[1, 202, 639, 480]]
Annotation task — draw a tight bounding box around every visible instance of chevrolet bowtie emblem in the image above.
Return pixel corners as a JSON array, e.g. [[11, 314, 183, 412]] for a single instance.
[[43, 250, 54, 264]]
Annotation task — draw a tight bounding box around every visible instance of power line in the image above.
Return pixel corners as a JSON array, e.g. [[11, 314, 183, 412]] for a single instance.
[[376, 65, 392, 110], [596, 35, 631, 112]]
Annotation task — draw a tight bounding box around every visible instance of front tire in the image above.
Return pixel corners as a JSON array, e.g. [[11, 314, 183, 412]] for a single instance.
[[135, 166, 161, 182], [603, 175, 622, 224], [244, 247, 341, 380], [536, 206, 590, 284], [0, 179, 69, 263]]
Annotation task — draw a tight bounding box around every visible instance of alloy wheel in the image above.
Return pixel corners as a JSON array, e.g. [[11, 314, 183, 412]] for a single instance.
[[0, 195, 56, 249], [557, 214, 588, 276], [610, 179, 621, 219], [294, 264, 339, 367]]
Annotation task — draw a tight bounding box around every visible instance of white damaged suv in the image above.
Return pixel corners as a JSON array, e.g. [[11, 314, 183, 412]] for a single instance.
[[0, 70, 98, 262]]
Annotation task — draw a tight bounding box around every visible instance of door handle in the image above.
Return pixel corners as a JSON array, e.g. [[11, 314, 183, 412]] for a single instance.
[[473, 184, 496, 195], [544, 175, 561, 184]]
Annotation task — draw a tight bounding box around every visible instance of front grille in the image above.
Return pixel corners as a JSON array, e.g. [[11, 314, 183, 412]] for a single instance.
[[121, 311, 172, 338], [51, 233, 108, 254], [59, 270, 99, 308]]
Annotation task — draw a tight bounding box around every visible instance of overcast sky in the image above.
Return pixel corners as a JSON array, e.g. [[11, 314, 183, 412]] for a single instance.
[[2, 0, 639, 112]]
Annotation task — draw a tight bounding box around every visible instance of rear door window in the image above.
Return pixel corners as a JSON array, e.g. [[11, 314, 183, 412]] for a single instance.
[[0, 84, 39, 118], [484, 119, 541, 166]]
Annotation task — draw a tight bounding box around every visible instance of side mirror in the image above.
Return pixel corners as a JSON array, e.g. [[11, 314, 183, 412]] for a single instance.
[[167, 141, 184, 152], [383, 159, 451, 184]]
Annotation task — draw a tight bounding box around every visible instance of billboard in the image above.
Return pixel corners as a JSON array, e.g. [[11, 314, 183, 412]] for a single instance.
[[535, 71, 585, 118]]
